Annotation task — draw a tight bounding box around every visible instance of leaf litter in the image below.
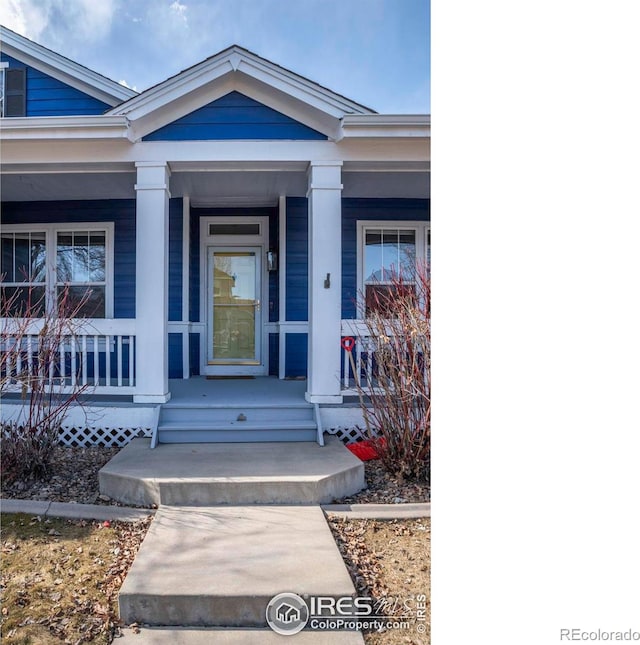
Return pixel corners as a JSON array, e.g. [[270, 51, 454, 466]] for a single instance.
[[0, 512, 151, 644]]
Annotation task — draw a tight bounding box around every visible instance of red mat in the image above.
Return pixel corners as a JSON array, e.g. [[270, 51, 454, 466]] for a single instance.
[[347, 438, 386, 461]]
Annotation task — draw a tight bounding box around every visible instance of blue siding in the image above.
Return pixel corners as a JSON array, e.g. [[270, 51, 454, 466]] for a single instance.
[[168, 198, 183, 321], [189, 332, 200, 376], [1, 200, 136, 318], [143, 91, 326, 141], [285, 333, 308, 377], [269, 333, 279, 376], [168, 333, 183, 379], [1, 53, 110, 116], [285, 197, 308, 321], [341, 198, 430, 319]]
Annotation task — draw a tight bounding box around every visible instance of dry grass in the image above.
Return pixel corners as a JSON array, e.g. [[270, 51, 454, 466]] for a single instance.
[[0, 512, 150, 644], [329, 517, 430, 645]]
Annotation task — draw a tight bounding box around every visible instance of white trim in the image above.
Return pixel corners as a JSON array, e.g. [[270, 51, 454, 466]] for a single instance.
[[356, 220, 428, 316], [278, 195, 287, 379], [0, 115, 131, 140], [199, 215, 270, 376], [341, 114, 430, 139], [1, 139, 429, 166], [0, 25, 137, 105], [1, 222, 115, 318], [107, 45, 372, 121], [181, 196, 191, 379]]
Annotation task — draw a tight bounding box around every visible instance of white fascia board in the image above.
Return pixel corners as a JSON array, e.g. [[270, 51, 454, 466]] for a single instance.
[[340, 114, 431, 139], [0, 28, 137, 106], [0, 138, 429, 166], [0, 115, 131, 141], [108, 57, 234, 119], [107, 46, 373, 129], [233, 54, 373, 116]]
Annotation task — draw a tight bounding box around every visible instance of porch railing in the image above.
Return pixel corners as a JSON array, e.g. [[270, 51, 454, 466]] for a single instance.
[[0, 318, 137, 395], [340, 319, 429, 395]]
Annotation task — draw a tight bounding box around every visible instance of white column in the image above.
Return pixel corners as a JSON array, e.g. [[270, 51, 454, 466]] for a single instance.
[[306, 161, 343, 404], [133, 162, 171, 403]]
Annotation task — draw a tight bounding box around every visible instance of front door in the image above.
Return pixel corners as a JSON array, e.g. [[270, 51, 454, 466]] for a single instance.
[[206, 247, 263, 374]]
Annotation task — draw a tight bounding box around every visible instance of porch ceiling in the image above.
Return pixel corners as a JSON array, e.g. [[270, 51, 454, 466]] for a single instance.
[[1, 162, 429, 203]]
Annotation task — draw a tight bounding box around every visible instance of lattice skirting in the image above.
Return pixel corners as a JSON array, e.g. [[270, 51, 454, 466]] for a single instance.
[[326, 425, 368, 444], [58, 425, 152, 447]]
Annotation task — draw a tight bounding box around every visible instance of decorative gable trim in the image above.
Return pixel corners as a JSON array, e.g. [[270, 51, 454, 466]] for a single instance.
[[107, 45, 375, 141], [0, 25, 137, 106]]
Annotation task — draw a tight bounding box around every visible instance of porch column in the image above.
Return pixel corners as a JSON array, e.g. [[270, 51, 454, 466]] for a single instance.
[[306, 161, 343, 404], [133, 161, 171, 403]]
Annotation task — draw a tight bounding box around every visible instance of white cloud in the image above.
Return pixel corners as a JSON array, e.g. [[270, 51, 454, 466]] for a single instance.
[[169, 1, 187, 23], [118, 79, 138, 91], [0, 0, 116, 47]]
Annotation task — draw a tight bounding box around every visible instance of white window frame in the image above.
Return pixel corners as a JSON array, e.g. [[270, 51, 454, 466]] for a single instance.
[[1, 222, 115, 318], [0, 61, 8, 118], [356, 220, 430, 318]]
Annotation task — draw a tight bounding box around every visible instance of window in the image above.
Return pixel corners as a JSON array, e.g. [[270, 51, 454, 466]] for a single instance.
[[358, 221, 429, 316], [0, 65, 26, 117], [1, 224, 113, 318]]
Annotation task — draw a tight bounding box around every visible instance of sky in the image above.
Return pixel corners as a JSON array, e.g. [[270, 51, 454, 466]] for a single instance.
[[0, 0, 430, 114]]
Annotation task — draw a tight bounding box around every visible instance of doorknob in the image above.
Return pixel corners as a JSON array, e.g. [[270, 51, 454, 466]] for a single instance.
[[254, 299, 261, 311]]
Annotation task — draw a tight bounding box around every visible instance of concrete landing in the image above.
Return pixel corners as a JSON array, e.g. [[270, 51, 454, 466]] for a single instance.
[[119, 505, 356, 628], [118, 627, 364, 644], [99, 437, 364, 506]]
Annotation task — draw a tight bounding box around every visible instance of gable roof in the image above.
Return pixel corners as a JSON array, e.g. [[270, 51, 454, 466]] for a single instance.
[[107, 45, 377, 141], [0, 25, 137, 106]]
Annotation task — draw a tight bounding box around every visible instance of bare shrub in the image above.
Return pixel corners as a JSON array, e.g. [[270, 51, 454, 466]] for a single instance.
[[1, 285, 92, 483], [350, 261, 430, 481]]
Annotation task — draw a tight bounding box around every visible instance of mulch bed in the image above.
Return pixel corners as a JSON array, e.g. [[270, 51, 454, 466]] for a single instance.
[[333, 459, 430, 504], [1, 445, 429, 506], [0, 446, 126, 507]]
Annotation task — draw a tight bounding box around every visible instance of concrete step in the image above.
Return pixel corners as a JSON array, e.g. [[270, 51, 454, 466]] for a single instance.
[[119, 505, 356, 628], [158, 420, 317, 444], [118, 627, 364, 644], [160, 404, 315, 424], [99, 438, 365, 506], [158, 427, 318, 443]]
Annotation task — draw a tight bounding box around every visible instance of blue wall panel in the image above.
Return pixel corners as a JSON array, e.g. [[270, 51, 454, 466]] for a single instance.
[[143, 91, 326, 141], [1, 199, 136, 318], [285, 197, 308, 321], [168, 198, 183, 321], [168, 333, 183, 379], [189, 332, 200, 376], [1, 53, 110, 116], [285, 333, 308, 377], [341, 198, 430, 319], [269, 333, 279, 376]]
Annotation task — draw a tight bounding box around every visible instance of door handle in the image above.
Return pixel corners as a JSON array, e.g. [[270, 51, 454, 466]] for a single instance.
[[254, 299, 261, 311]]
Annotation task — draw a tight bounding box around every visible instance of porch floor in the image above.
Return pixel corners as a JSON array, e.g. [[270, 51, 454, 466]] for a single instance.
[[167, 376, 308, 406], [98, 436, 364, 506]]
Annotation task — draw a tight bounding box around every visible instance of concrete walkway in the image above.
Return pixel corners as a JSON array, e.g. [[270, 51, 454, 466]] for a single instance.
[[119, 505, 355, 627]]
